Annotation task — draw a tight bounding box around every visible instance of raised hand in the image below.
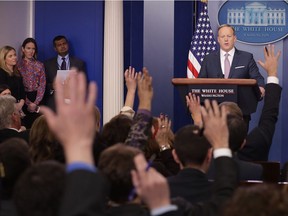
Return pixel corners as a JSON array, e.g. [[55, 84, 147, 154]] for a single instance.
[[201, 99, 228, 149], [137, 68, 153, 111], [131, 154, 170, 210], [258, 44, 281, 77], [186, 93, 203, 127], [41, 73, 97, 165]]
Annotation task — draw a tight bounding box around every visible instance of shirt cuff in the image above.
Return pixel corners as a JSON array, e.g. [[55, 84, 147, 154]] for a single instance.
[[213, 148, 232, 158], [120, 106, 135, 118], [66, 162, 96, 173], [267, 76, 279, 84], [150, 205, 178, 216]]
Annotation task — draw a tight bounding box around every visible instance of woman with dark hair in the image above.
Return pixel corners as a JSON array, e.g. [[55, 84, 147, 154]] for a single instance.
[[17, 38, 46, 128], [0, 46, 25, 104]]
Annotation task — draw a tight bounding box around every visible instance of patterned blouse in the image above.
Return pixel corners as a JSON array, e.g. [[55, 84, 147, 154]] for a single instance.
[[17, 58, 46, 105]]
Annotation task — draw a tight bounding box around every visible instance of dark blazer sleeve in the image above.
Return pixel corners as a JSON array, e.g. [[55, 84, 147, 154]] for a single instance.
[[44, 58, 58, 93], [161, 157, 237, 216], [198, 52, 223, 78], [238, 83, 282, 161], [59, 170, 109, 216]]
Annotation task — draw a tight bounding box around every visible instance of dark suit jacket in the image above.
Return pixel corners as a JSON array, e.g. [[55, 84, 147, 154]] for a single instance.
[[207, 154, 262, 181], [0, 128, 29, 143], [59, 157, 236, 216], [106, 204, 149, 216], [162, 156, 237, 216], [198, 49, 265, 87], [168, 168, 212, 204], [43, 56, 86, 109], [238, 83, 282, 161], [59, 170, 109, 216]]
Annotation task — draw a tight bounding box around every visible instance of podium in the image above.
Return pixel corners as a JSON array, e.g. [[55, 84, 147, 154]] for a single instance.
[[172, 78, 262, 115]]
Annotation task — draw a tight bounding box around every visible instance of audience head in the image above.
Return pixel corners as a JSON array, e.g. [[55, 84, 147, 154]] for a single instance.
[[223, 184, 288, 216], [13, 161, 65, 216], [220, 101, 243, 118], [53, 35, 69, 57], [0, 138, 31, 200], [227, 114, 247, 152], [100, 114, 133, 148], [98, 144, 141, 204], [0, 95, 23, 130], [217, 24, 236, 52], [21, 37, 38, 59], [0, 45, 19, 75], [173, 125, 211, 170], [29, 115, 64, 164], [219, 102, 246, 152], [0, 84, 11, 96]]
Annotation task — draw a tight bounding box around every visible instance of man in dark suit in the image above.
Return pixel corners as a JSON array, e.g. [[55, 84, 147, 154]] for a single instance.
[[238, 45, 282, 161], [168, 125, 213, 204], [198, 24, 265, 130], [198, 24, 265, 97], [43, 35, 86, 110], [0, 95, 29, 143], [207, 114, 263, 181]]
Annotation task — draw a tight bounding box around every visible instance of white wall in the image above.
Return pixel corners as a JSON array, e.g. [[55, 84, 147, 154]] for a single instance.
[[0, 1, 33, 54]]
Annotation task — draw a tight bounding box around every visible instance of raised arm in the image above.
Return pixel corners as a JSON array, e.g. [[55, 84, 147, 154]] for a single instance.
[[125, 68, 154, 151], [41, 73, 108, 216], [239, 44, 282, 161], [186, 93, 203, 128]]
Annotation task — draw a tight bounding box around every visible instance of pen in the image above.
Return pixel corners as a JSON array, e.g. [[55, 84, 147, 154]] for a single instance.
[[128, 154, 156, 201]]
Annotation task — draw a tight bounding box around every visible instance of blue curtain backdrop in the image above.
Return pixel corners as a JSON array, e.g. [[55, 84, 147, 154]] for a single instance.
[[35, 1, 104, 114]]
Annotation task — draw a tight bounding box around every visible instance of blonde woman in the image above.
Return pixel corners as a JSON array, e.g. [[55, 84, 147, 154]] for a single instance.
[[0, 46, 25, 104]]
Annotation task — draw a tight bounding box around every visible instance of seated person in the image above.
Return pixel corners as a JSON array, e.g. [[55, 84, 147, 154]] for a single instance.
[[0, 138, 31, 215], [168, 125, 213, 203], [98, 144, 149, 216], [0, 95, 29, 143], [13, 161, 65, 216]]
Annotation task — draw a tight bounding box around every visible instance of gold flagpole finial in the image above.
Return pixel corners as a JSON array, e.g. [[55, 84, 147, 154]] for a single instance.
[[201, 0, 208, 4]]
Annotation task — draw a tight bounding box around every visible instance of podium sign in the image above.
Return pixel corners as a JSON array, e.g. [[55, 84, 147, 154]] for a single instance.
[[172, 78, 261, 115], [189, 84, 237, 103]]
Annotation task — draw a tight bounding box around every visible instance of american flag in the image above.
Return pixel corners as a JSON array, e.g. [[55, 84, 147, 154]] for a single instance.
[[187, 3, 217, 78]]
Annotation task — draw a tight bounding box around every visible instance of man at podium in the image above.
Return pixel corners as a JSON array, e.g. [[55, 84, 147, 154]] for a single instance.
[[198, 24, 265, 98]]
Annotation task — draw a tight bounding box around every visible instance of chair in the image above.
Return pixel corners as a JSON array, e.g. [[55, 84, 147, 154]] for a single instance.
[[253, 161, 280, 183]]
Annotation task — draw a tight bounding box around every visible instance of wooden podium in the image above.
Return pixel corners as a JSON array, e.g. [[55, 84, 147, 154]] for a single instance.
[[172, 78, 262, 115]]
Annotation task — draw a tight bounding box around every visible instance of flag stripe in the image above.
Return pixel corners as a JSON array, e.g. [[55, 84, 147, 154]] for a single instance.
[[187, 3, 217, 78]]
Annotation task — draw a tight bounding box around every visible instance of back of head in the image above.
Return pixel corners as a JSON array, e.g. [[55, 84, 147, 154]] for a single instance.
[[227, 114, 247, 152], [13, 161, 65, 216], [29, 115, 64, 163], [220, 102, 243, 118], [98, 144, 141, 204], [174, 125, 210, 167], [100, 114, 133, 148], [223, 184, 288, 216], [0, 95, 16, 129], [0, 138, 30, 200]]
